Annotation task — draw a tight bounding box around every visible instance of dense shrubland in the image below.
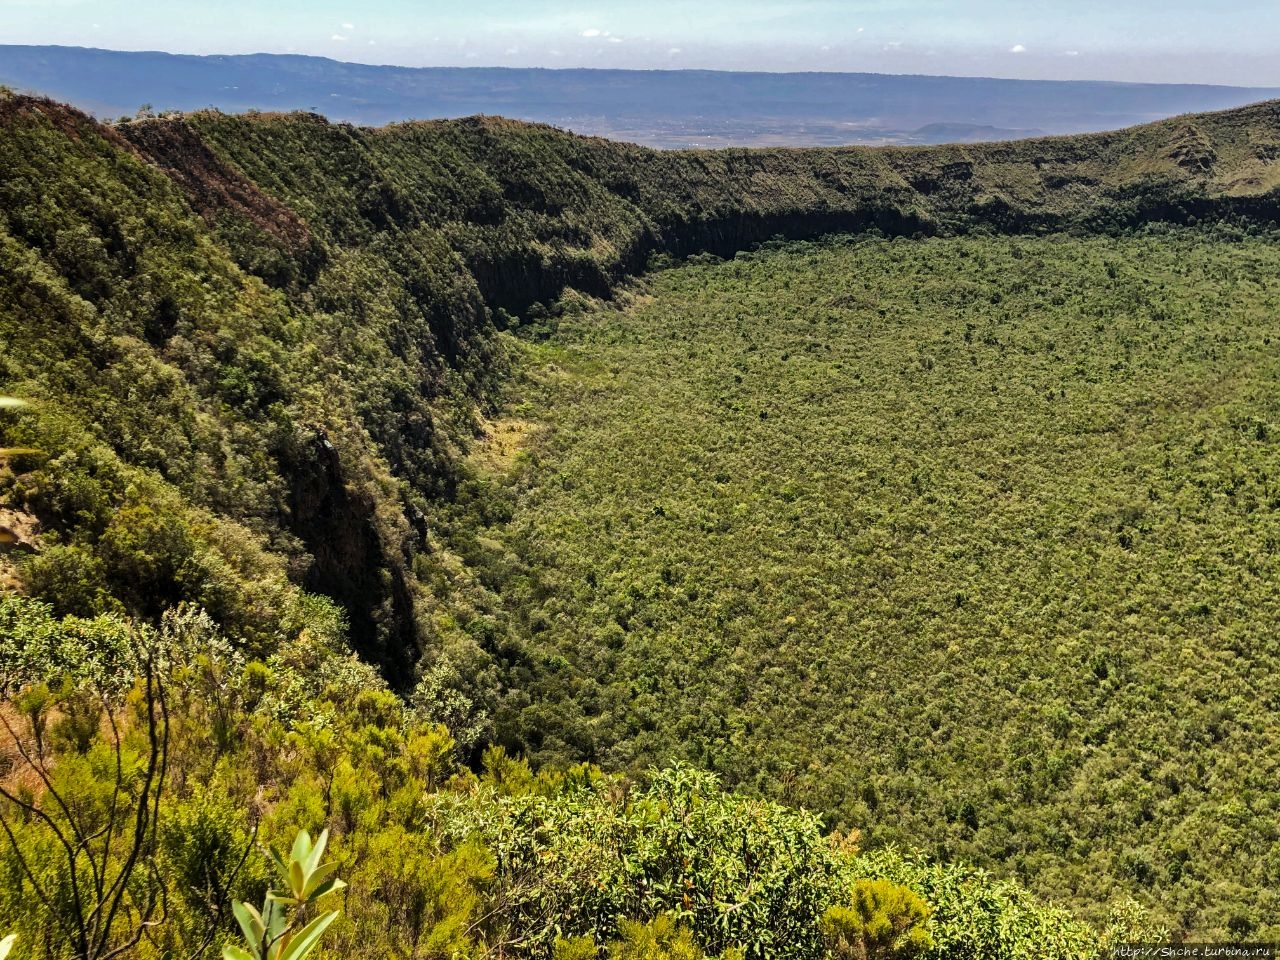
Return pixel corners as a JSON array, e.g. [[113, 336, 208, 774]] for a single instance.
[[0, 594, 1160, 959], [459, 229, 1280, 938], [2, 87, 1280, 953]]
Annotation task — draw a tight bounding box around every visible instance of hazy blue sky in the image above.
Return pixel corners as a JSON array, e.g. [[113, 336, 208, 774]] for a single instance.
[[3, 0, 1279, 86]]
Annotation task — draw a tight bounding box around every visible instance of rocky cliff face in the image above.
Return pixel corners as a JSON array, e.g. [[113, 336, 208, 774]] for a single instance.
[[281, 426, 420, 679]]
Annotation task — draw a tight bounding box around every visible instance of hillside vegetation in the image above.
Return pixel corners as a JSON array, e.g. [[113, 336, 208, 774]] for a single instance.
[[0, 595, 1161, 959], [2, 87, 1273, 686], [1, 88, 1280, 954], [469, 230, 1280, 937]]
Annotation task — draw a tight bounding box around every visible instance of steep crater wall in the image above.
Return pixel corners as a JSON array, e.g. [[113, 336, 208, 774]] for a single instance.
[[1, 93, 1278, 685]]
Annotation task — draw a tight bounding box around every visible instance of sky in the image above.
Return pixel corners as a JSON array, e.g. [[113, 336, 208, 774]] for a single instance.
[[3, 0, 1279, 87]]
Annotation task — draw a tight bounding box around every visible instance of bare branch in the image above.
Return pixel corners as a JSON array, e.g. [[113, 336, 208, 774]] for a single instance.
[[94, 662, 168, 959], [1, 656, 171, 960]]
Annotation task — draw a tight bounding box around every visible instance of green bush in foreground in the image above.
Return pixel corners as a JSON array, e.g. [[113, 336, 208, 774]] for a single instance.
[[0, 598, 1155, 960], [821, 880, 932, 960]]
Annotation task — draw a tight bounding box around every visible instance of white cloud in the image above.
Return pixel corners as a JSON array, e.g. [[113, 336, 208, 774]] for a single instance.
[[1065, 49, 1080, 56], [342, 22, 354, 30], [1010, 43, 1027, 53], [608, 36, 623, 43], [505, 46, 520, 54], [331, 34, 347, 41], [367, 40, 376, 46], [668, 47, 682, 55], [580, 28, 603, 38]]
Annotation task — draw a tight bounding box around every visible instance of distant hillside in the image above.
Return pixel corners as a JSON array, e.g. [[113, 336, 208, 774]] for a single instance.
[[2, 44, 1280, 147]]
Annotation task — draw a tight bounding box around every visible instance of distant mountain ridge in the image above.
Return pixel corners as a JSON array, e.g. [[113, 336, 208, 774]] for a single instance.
[[910, 122, 1045, 144], [2, 44, 1279, 147]]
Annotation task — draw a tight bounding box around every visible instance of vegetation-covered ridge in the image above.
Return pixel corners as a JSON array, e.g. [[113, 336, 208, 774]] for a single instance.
[[1, 91, 1279, 952], [134, 95, 1280, 312], [3, 89, 1279, 675]]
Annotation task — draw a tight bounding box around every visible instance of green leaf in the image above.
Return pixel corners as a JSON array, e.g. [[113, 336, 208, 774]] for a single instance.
[[0, 934, 16, 960], [289, 830, 312, 867], [222, 947, 256, 960], [288, 858, 306, 899], [304, 876, 347, 904], [231, 900, 266, 957], [277, 911, 339, 960], [301, 860, 340, 899], [0, 398, 26, 410], [264, 896, 287, 943], [305, 828, 329, 875], [265, 846, 289, 878]]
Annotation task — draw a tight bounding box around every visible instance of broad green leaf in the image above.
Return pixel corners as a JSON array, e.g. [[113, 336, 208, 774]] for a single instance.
[[266, 846, 288, 876], [288, 858, 306, 899], [264, 897, 287, 942], [304, 876, 347, 904], [0, 934, 16, 960], [305, 828, 329, 875], [277, 911, 338, 960], [222, 947, 256, 960], [289, 831, 311, 870], [0, 398, 26, 409], [232, 900, 265, 955], [301, 860, 340, 899]]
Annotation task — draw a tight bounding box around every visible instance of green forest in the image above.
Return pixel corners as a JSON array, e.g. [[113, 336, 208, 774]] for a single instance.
[[465, 230, 1280, 937], [1, 86, 1279, 956]]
